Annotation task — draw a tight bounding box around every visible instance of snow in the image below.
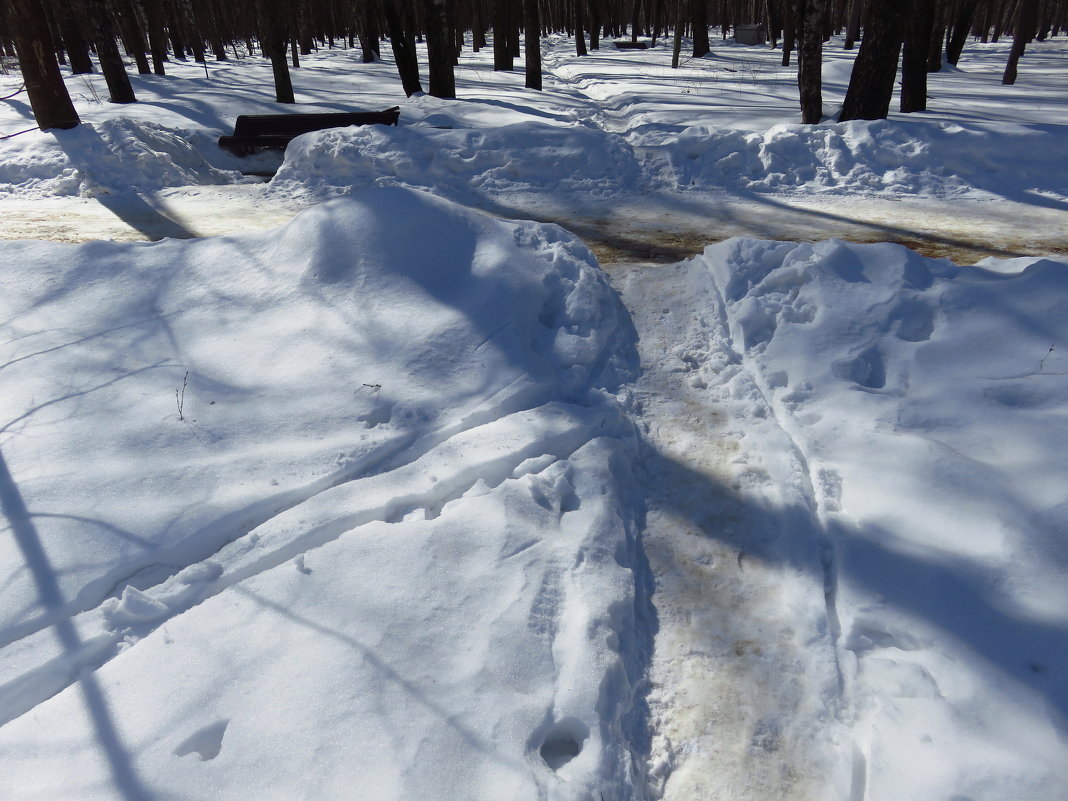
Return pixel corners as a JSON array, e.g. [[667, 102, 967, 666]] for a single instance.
[[1, 29, 1067, 801]]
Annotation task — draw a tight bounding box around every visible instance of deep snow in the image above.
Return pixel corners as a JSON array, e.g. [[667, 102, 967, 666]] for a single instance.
[[1, 29, 1067, 801]]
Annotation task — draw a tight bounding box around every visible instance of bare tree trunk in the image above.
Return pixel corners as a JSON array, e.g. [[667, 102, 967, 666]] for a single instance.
[[422, 0, 456, 98], [1003, 0, 1039, 84], [672, 0, 684, 66], [5, 0, 80, 128], [86, 0, 138, 102], [839, 0, 904, 121], [901, 0, 935, 110], [844, 0, 863, 48], [525, 0, 542, 89], [946, 0, 977, 65], [575, 0, 588, 54], [383, 0, 423, 95], [258, 0, 294, 102], [143, 0, 169, 75], [494, 0, 513, 69], [798, 0, 823, 123], [692, 0, 710, 56]]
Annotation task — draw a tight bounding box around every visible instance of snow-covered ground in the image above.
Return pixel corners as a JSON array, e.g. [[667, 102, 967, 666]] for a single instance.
[[1, 31, 1067, 801]]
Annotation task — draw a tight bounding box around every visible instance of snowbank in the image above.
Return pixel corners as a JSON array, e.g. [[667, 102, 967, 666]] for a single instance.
[[0, 188, 647, 800], [637, 119, 1068, 198], [270, 116, 1068, 204], [268, 121, 641, 202], [0, 118, 244, 198], [670, 237, 1068, 800]]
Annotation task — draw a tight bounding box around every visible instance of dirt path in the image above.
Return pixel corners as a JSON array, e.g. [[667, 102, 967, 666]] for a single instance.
[[3, 186, 1065, 268]]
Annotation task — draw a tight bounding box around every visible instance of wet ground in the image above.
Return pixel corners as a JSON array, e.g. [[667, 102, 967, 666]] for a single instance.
[[2, 185, 1066, 268]]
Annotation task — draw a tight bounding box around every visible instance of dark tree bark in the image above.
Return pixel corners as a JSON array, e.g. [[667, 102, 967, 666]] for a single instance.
[[671, 0, 684, 66], [945, 0, 977, 65], [59, 12, 94, 74], [5, 0, 81, 128], [493, 0, 513, 69], [589, 0, 601, 48], [142, 0, 168, 74], [901, 0, 936, 111], [798, 0, 823, 123], [382, 0, 423, 96], [116, 0, 152, 74], [422, 0, 456, 98], [575, 0, 588, 55], [692, 0, 710, 57], [781, 0, 796, 65], [838, 0, 904, 121], [258, 0, 294, 102], [928, 20, 944, 72], [843, 0, 863, 48], [525, 0, 542, 89], [86, 0, 137, 103], [1003, 0, 1040, 84]]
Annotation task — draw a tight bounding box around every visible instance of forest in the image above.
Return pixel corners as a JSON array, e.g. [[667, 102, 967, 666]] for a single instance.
[[3, 0, 1066, 130]]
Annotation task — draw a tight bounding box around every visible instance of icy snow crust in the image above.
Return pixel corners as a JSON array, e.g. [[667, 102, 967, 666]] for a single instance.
[[0, 188, 646, 800]]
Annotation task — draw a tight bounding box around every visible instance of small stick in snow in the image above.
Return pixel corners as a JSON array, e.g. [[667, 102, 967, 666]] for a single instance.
[[1039, 344, 1055, 372], [176, 371, 189, 421]]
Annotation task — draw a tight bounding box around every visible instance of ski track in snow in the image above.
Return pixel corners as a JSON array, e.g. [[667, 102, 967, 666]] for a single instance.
[[0, 390, 621, 726]]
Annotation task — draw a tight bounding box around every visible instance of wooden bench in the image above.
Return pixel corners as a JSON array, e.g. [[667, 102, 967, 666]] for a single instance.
[[614, 40, 649, 49], [218, 107, 401, 156]]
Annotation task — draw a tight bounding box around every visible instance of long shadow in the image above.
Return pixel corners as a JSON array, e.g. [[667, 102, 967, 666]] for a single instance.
[[51, 126, 197, 240], [641, 444, 1068, 736], [0, 448, 154, 800]]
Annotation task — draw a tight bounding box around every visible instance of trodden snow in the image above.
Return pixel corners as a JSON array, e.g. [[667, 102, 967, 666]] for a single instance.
[[0, 30, 1066, 801]]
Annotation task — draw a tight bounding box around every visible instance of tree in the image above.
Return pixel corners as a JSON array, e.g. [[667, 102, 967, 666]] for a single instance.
[[901, 0, 936, 111], [945, 0, 977, 65], [4, 0, 81, 129], [1003, 0, 1040, 84], [494, 0, 513, 69], [257, 0, 294, 103], [798, 0, 823, 124], [86, 0, 137, 102], [839, 0, 905, 121], [383, 0, 424, 96], [525, 0, 542, 89], [422, 0, 456, 98]]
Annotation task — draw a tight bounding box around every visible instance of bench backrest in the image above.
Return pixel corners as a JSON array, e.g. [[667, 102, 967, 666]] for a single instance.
[[232, 108, 400, 137]]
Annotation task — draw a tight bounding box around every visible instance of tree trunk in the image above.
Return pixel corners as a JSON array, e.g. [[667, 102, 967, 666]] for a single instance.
[[258, 0, 294, 103], [5, 0, 81, 129], [1003, 0, 1039, 84], [382, 0, 422, 96], [575, 0, 588, 55], [843, 0, 863, 49], [901, 0, 935, 111], [798, 0, 823, 123], [422, 0, 456, 98], [142, 0, 168, 75], [672, 0, 684, 67], [86, 0, 138, 103], [525, 0, 542, 89], [692, 0, 710, 57], [838, 0, 904, 121], [59, 12, 95, 74], [494, 0, 513, 69], [946, 0, 977, 65]]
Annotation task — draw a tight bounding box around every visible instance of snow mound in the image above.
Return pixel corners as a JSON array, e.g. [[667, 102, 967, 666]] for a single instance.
[[682, 237, 1068, 799], [0, 188, 646, 800], [268, 121, 642, 202], [0, 118, 242, 197], [638, 119, 1068, 199]]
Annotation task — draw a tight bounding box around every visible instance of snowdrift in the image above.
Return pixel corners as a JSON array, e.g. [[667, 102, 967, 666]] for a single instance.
[[271, 117, 1068, 204], [0, 119, 244, 198], [0, 188, 646, 800], [637, 119, 1068, 199], [668, 237, 1068, 800], [268, 121, 642, 203]]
